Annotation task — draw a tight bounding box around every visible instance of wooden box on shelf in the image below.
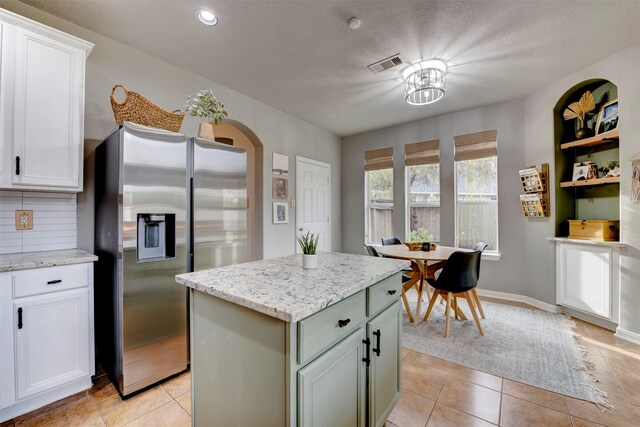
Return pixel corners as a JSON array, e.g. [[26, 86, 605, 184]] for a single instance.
[[568, 220, 620, 241]]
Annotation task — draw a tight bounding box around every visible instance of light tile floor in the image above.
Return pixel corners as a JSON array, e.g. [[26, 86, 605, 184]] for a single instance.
[[3, 300, 640, 427]]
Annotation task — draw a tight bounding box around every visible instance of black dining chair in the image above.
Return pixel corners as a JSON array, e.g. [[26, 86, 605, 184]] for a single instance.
[[362, 243, 380, 257], [422, 250, 484, 337], [470, 242, 489, 319], [381, 237, 402, 246]]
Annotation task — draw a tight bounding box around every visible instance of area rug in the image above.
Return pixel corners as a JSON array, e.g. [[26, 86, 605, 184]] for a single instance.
[[401, 293, 610, 408]]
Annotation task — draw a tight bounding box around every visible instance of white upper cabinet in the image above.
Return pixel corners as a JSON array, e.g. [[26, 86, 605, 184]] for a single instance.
[[0, 9, 93, 192]]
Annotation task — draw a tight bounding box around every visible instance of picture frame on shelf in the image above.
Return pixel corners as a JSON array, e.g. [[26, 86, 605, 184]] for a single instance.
[[595, 99, 619, 135], [272, 177, 288, 199], [572, 162, 598, 181], [273, 201, 289, 224]]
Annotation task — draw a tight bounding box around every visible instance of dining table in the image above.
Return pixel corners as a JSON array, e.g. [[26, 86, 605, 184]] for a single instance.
[[376, 244, 472, 323]]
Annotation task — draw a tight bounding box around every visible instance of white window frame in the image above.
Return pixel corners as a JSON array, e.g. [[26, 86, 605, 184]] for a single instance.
[[405, 165, 440, 243], [453, 156, 501, 260], [364, 169, 393, 245]]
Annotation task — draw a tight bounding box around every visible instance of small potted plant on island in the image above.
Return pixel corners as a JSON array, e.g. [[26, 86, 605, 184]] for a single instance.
[[297, 231, 319, 269], [184, 89, 228, 141]]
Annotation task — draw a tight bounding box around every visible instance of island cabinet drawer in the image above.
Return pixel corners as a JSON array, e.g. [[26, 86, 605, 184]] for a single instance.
[[298, 291, 366, 365], [367, 273, 402, 316], [12, 264, 89, 298]]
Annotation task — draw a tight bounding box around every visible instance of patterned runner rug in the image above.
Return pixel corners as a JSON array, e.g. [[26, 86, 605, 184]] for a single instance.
[[402, 294, 609, 408]]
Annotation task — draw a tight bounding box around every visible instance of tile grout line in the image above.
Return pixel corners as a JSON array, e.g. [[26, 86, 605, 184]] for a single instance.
[[601, 355, 636, 406]]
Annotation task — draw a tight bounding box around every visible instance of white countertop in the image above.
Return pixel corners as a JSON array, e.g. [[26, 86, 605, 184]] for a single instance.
[[0, 249, 98, 272], [175, 252, 409, 322], [547, 237, 626, 248]]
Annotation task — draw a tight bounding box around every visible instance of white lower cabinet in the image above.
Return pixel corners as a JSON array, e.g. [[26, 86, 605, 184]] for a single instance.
[[556, 241, 621, 324], [0, 263, 94, 423]]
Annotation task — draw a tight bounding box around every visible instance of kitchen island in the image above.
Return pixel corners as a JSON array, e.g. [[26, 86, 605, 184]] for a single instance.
[[175, 252, 409, 427]]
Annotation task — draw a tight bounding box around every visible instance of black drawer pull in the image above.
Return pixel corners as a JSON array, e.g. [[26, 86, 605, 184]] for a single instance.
[[18, 307, 23, 329], [373, 329, 381, 357], [16, 156, 20, 175], [338, 318, 351, 328], [387, 290, 397, 295], [362, 338, 370, 366], [47, 279, 62, 285]]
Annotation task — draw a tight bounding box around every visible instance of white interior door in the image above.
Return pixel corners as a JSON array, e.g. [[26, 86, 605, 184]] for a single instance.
[[296, 157, 331, 252]]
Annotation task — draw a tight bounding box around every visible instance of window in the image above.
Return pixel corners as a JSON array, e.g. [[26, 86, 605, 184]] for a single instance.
[[364, 147, 394, 244], [405, 140, 440, 243], [454, 130, 498, 251]]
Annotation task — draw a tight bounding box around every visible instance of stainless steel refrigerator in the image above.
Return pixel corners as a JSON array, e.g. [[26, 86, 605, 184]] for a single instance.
[[94, 122, 247, 396]]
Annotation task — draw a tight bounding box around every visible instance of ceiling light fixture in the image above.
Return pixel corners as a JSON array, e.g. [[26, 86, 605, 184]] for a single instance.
[[348, 17, 361, 29], [402, 59, 447, 106], [195, 9, 218, 26]]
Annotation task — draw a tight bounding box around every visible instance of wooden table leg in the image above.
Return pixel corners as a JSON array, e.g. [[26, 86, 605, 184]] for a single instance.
[[414, 261, 425, 322]]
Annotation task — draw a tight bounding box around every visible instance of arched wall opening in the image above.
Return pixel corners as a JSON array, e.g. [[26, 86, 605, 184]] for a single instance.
[[213, 120, 264, 261], [553, 78, 619, 237]]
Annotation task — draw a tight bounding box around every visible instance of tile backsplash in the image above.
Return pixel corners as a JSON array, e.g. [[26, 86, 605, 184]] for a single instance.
[[0, 191, 77, 254]]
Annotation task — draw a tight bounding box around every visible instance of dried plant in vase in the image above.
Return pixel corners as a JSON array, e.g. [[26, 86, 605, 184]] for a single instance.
[[184, 89, 228, 141], [563, 91, 596, 140]]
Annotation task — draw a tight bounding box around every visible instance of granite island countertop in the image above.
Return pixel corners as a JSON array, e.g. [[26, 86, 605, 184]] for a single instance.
[[175, 252, 409, 322], [0, 249, 98, 272]]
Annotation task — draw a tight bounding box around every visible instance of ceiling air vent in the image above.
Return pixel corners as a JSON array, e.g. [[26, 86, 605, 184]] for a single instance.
[[367, 54, 403, 74]]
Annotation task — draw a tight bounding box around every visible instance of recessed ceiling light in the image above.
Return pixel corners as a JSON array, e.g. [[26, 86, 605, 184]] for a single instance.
[[195, 9, 218, 26], [348, 17, 361, 29]]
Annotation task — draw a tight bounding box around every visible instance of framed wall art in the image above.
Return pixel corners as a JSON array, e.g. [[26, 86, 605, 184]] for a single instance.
[[273, 201, 289, 224], [272, 177, 288, 199], [632, 153, 640, 203], [272, 153, 289, 176]]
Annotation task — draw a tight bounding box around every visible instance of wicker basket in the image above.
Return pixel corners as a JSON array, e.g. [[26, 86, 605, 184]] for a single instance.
[[110, 84, 185, 132]]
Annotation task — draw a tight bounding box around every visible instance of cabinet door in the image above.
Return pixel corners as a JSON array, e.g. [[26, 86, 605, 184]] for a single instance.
[[298, 328, 366, 427], [367, 300, 402, 427], [10, 26, 84, 190], [556, 243, 613, 319], [14, 288, 90, 399]]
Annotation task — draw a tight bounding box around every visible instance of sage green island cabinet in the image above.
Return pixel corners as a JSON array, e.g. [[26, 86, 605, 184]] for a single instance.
[[175, 252, 408, 427]]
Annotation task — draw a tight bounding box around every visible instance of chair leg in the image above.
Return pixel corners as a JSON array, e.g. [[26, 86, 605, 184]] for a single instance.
[[423, 289, 439, 322], [472, 288, 485, 319], [453, 297, 459, 320], [401, 290, 414, 323], [464, 292, 484, 336], [444, 292, 452, 338]]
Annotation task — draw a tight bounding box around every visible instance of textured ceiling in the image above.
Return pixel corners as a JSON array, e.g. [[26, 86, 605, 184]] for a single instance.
[[19, 0, 640, 137]]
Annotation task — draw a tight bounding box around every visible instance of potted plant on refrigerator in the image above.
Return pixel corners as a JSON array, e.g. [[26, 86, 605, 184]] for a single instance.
[[184, 89, 228, 141], [297, 231, 319, 269]]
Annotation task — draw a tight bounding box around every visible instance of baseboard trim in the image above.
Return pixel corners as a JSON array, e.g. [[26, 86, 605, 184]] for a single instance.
[[615, 328, 640, 346], [476, 289, 558, 313]]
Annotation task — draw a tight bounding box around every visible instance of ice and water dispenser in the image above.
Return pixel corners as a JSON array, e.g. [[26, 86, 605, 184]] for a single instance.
[[137, 214, 176, 262]]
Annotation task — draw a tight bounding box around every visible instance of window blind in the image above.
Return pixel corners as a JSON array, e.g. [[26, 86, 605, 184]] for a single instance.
[[364, 147, 394, 171], [454, 130, 498, 161], [404, 139, 440, 166]]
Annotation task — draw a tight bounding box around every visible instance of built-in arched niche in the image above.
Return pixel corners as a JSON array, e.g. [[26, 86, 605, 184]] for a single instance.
[[213, 120, 264, 261], [553, 79, 620, 237]]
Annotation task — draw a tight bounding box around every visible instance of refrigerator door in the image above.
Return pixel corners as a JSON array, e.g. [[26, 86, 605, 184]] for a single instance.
[[121, 123, 188, 395], [191, 138, 247, 272]]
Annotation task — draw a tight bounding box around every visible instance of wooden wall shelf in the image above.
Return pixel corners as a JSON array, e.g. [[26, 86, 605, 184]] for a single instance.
[[560, 177, 621, 188], [560, 129, 619, 150]]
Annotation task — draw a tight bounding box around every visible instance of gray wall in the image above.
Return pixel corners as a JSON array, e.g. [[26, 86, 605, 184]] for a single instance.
[[342, 99, 527, 297], [2, 1, 342, 259]]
